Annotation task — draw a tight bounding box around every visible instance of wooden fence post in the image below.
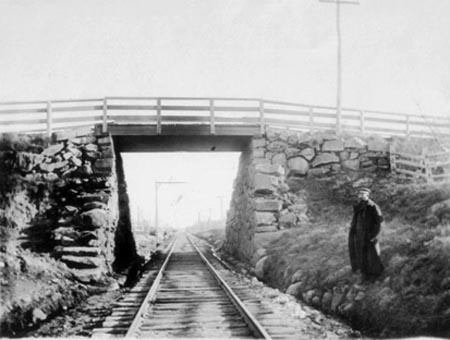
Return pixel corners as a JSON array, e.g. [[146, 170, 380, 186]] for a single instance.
[[259, 100, 265, 135], [102, 97, 108, 133], [309, 107, 314, 131], [389, 143, 396, 173], [46, 101, 53, 138], [156, 98, 162, 135], [360, 111, 365, 134], [422, 148, 432, 183], [405, 114, 410, 137], [210, 99, 216, 135]]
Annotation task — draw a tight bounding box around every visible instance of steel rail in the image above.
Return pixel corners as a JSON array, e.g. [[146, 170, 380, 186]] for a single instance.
[[125, 237, 178, 337], [186, 233, 273, 340]]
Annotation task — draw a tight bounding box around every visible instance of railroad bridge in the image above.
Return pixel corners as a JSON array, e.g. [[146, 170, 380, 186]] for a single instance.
[[1, 96, 449, 272]]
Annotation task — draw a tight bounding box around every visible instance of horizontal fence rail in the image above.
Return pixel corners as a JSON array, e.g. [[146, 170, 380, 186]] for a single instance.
[[0, 97, 449, 139], [390, 148, 450, 182]]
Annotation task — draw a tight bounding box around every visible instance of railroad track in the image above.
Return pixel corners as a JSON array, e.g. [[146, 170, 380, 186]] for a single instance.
[[93, 233, 351, 339], [93, 233, 272, 339]]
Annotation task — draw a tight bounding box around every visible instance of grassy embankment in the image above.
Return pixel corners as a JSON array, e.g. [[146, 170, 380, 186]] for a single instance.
[[264, 174, 450, 337]]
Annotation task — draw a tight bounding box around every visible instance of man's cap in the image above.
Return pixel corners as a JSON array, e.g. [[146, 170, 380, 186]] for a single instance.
[[358, 187, 371, 195]]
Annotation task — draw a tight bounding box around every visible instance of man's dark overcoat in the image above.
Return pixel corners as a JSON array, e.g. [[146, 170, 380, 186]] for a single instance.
[[348, 199, 384, 277]]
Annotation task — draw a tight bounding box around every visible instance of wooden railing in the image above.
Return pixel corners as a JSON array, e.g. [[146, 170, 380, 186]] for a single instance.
[[0, 96, 449, 138], [390, 147, 450, 182]]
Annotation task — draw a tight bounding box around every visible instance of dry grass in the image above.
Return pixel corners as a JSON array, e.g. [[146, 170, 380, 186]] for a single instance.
[[261, 175, 450, 337]]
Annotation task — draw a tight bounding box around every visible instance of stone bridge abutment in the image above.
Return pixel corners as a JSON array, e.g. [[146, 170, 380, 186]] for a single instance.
[[224, 129, 392, 266]]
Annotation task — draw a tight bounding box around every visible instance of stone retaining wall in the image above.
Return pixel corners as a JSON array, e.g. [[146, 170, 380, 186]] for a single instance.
[[1, 131, 136, 283], [224, 129, 391, 262]]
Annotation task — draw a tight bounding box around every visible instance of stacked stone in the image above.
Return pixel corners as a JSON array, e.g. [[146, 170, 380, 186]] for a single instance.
[[51, 134, 117, 283], [13, 136, 104, 179], [8, 133, 118, 283], [263, 129, 390, 179], [225, 129, 392, 264], [251, 138, 290, 233], [224, 149, 256, 261]]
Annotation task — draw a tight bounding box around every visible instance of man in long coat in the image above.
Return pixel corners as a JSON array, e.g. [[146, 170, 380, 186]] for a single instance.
[[349, 187, 384, 281]]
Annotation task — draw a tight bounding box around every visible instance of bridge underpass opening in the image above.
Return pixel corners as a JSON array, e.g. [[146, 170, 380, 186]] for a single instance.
[[121, 151, 241, 257]]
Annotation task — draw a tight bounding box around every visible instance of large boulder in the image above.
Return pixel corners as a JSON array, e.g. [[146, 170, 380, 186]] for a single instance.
[[342, 159, 360, 171], [279, 211, 297, 228], [70, 268, 103, 283], [286, 282, 303, 297], [77, 193, 109, 204], [97, 136, 112, 145], [285, 147, 300, 159], [84, 144, 98, 152], [272, 153, 287, 166], [61, 255, 104, 269], [41, 143, 64, 157], [70, 157, 82, 167], [254, 256, 269, 280], [308, 167, 330, 177], [94, 158, 114, 173], [311, 153, 340, 167], [299, 147, 315, 161], [253, 173, 277, 194], [287, 157, 309, 176], [39, 162, 56, 173], [53, 227, 80, 239], [255, 164, 285, 176], [267, 141, 288, 153], [101, 148, 114, 158], [54, 246, 101, 257], [254, 231, 283, 249], [251, 248, 267, 266], [82, 201, 107, 211], [253, 149, 265, 158], [254, 212, 276, 226], [251, 138, 266, 149], [344, 136, 367, 149], [254, 199, 282, 212], [253, 157, 271, 166], [80, 209, 109, 229], [322, 140, 344, 152]]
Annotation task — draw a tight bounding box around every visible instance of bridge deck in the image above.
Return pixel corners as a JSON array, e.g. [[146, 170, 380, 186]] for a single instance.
[[104, 123, 261, 137]]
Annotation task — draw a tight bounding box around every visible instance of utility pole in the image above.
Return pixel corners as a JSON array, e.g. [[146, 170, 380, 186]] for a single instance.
[[319, 0, 359, 134], [154, 180, 187, 244]]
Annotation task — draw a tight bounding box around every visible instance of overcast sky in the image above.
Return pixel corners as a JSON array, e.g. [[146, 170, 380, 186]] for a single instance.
[[1, 0, 449, 115]]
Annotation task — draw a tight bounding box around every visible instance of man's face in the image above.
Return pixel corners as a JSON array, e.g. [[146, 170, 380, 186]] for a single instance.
[[358, 191, 369, 201]]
